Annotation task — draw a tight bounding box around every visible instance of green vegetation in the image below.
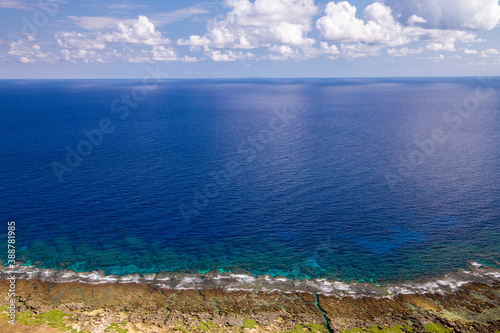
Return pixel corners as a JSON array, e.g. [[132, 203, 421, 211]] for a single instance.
[[243, 318, 257, 329], [1, 310, 83, 333], [38, 310, 72, 331], [105, 322, 129, 333], [423, 323, 452, 333], [197, 320, 215, 332], [173, 326, 189, 333]]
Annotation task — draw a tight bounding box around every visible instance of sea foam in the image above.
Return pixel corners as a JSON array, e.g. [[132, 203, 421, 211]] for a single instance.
[[1, 261, 498, 298]]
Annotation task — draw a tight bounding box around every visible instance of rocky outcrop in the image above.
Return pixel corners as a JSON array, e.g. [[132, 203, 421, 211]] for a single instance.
[[0, 278, 499, 332]]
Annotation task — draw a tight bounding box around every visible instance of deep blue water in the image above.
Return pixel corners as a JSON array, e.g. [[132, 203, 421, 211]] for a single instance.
[[1, 78, 499, 282]]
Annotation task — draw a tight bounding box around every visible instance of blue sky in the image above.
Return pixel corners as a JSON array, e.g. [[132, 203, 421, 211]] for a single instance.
[[1, 0, 500, 78]]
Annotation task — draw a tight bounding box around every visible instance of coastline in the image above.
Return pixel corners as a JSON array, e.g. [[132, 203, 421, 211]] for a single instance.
[[1, 262, 499, 297], [1, 263, 499, 332]]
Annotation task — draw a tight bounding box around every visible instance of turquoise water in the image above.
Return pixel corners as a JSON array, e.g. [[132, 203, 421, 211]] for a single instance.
[[1, 78, 499, 283]]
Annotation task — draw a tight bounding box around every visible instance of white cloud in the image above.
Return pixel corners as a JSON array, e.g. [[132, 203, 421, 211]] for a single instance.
[[209, 50, 254, 61], [173, 0, 485, 62], [316, 2, 410, 46], [180, 55, 198, 62], [63, 45, 178, 64], [60, 49, 71, 62], [19, 56, 35, 63], [420, 54, 445, 62], [468, 60, 489, 66], [8, 40, 60, 63], [464, 49, 478, 54], [55, 16, 177, 64], [316, 2, 477, 48], [420, 28, 478, 45], [59, 48, 121, 64], [180, 0, 482, 62], [266, 45, 300, 60], [127, 50, 153, 63], [340, 43, 381, 58], [152, 45, 178, 61], [74, 50, 103, 63], [10, 0, 496, 65], [177, 35, 211, 51], [426, 42, 455, 51], [387, 47, 423, 56], [59, 46, 123, 63], [265, 44, 321, 60], [99, 16, 170, 45], [407, 15, 427, 25], [481, 48, 500, 57], [384, 0, 500, 30], [320, 42, 340, 57], [56, 32, 107, 50], [178, 0, 318, 52]]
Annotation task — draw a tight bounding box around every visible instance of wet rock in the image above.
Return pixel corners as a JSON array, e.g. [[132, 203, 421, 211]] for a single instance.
[[0, 278, 499, 332]]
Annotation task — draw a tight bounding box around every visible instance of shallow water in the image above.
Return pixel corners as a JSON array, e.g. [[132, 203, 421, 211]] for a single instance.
[[1, 78, 499, 283]]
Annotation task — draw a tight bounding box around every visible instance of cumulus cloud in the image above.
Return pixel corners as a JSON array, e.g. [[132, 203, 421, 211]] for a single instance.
[[99, 16, 170, 45], [387, 47, 423, 56], [266, 45, 302, 60], [426, 42, 455, 51], [60, 48, 122, 64], [60, 49, 71, 62], [58, 16, 169, 51], [464, 49, 478, 54], [177, 35, 211, 51], [152, 45, 178, 61], [56, 32, 107, 50], [174, 0, 486, 61], [481, 48, 500, 57], [407, 15, 427, 25], [8, 40, 60, 63], [316, 1, 477, 48], [68, 50, 104, 63], [178, 0, 318, 51], [340, 43, 381, 58], [384, 0, 500, 30], [316, 2, 411, 46], [320, 42, 340, 57], [209, 50, 254, 61], [127, 50, 153, 63], [10, 0, 498, 65], [180, 55, 198, 62], [54, 16, 180, 64], [78, 45, 178, 63], [420, 54, 445, 62]]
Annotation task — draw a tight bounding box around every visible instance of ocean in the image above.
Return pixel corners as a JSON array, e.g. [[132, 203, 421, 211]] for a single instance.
[[1, 78, 499, 287]]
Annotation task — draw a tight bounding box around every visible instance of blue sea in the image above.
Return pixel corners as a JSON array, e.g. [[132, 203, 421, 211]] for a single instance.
[[1, 78, 499, 285]]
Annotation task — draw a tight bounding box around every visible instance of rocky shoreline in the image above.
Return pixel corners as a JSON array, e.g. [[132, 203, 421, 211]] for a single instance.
[[0, 276, 499, 333]]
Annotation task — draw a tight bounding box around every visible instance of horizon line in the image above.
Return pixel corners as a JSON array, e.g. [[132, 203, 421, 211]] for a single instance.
[[0, 75, 498, 80]]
